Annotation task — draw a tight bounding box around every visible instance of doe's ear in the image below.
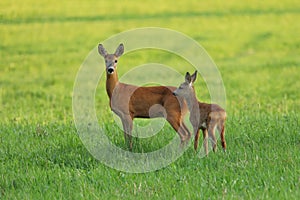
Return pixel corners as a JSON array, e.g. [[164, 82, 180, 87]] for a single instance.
[[114, 43, 124, 57], [190, 70, 197, 83], [185, 72, 191, 83], [98, 44, 107, 57]]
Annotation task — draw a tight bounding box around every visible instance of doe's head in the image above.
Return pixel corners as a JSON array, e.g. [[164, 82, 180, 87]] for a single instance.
[[98, 43, 124, 74], [173, 70, 197, 97]]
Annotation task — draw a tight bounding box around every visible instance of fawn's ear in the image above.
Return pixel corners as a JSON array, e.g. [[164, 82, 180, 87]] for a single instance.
[[190, 70, 197, 83], [185, 72, 191, 83], [98, 44, 107, 57], [115, 43, 124, 57]]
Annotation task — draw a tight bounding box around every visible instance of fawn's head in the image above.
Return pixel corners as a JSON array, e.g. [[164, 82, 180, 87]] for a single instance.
[[98, 43, 124, 74], [173, 71, 197, 97]]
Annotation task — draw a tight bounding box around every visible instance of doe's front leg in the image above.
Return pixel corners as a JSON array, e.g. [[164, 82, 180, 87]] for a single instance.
[[121, 115, 133, 150]]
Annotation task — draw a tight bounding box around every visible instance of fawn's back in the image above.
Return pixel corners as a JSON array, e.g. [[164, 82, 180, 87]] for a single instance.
[[197, 102, 226, 128]]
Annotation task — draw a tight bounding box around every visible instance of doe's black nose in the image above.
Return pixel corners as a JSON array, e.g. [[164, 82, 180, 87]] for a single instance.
[[107, 68, 114, 73]]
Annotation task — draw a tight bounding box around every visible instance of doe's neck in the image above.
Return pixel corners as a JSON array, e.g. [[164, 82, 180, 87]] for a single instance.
[[106, 72, 119, 98]]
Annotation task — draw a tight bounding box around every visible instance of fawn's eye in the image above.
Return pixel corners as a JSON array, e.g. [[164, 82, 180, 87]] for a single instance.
[[115, 60, 118, 63]]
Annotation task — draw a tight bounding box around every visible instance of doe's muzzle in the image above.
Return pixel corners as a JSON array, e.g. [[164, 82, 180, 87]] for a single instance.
[[107, 67, 114, 74]]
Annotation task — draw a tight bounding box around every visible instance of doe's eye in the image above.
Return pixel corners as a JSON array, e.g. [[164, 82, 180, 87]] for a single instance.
[[115, 60, 118, 63]]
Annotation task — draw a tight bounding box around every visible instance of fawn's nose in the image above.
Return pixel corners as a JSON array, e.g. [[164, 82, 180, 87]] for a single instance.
[[107, 67, 114, 74], [172, 92, 177, 96]]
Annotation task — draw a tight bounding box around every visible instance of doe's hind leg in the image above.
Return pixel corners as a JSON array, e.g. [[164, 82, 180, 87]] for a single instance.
[[166, 114, 189, 147]]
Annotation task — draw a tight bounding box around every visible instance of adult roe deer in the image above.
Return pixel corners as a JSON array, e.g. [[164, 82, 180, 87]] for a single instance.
[[173, 71, 226, 155], [98, 43, 191, 150]]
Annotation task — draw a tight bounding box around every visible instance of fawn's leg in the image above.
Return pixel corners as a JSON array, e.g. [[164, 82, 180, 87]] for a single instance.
[[202, 128, 208, 155], [207, 116, 217, 152], [194, 127, 200, 151], [217, 120, 226, 152], [208, 124, 217, 152]]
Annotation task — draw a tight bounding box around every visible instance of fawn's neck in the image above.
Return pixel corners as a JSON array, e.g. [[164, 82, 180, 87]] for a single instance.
[[185, 90, 199, 113], [106, 72, 119, 99], [185, 89, 201, 126]]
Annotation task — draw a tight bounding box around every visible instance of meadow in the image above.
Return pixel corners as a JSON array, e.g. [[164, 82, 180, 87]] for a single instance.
[[0, 0, 300, 199]]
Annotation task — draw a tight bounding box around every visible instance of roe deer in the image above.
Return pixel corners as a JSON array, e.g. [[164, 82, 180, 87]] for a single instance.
[[173, 71, 226, 155], [98, 43, 191, 150]]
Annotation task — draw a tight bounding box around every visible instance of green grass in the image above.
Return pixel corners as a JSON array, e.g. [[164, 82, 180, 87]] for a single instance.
[[1, 0, 300, 199]]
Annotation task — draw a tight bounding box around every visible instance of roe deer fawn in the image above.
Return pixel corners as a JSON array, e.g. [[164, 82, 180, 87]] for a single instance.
[[98, 43, 191, 150], [173, 71, 226, 155]]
